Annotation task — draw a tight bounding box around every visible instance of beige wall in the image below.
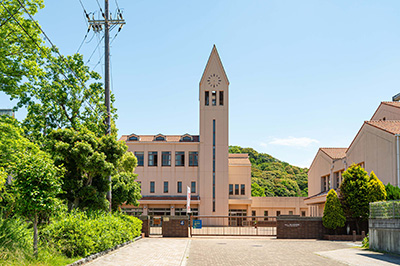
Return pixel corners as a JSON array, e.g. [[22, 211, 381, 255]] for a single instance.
[[347, 124, 398, 186], [126, 142, 200, 196], [371, 103, 400, 121], [251, 197, 308, 216]]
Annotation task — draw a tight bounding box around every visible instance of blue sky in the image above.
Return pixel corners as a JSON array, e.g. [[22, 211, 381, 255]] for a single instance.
[[2, 0, 400, 167]]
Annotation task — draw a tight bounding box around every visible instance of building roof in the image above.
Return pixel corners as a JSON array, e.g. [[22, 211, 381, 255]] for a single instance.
[[119, 134, 200, 143], [320, 148, 347, 159], [365, 120, 400, 135], [382, 101, 400, 109]]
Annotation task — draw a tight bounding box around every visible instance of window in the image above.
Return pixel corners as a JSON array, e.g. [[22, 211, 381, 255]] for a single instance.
[[150, 181, 155, 193], [135, 152, 144, 166], [301, 211, 306, 217], [162, 152, 171, 166], [240, 184, 245, 195], [205, 91, 209, 106], [164, 181, 168, 193], [321, 175, 328, 192], [189, 152, 198, 166], [177, 181, 182, 193], [191, 181, 196, 193], [182, 135, 192, 142], [175, 152, 185, 166], [264, 211, 268, 221], [235, 184, 239, 195], [129, 136, 139, 141], [148, 152, 158, 166], [289, 211, 293, 215], [155, 136, 165, 141], [252, 210, 256, 221], [212, 91, 217, 106], [229, 184, 233, 195], [276, 211, 281, 216], [219, 91, 224, 106]]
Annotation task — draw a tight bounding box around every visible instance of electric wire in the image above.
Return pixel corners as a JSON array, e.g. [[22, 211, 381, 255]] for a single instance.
[[2, 1, 102, 120], [0, 6, 21, 28]]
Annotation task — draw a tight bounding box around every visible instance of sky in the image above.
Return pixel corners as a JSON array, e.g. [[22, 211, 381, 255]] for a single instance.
[[2, 0, 400, 168]]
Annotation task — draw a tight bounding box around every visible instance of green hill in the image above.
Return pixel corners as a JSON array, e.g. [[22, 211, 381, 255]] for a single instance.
[[229, 146, 308, 197]]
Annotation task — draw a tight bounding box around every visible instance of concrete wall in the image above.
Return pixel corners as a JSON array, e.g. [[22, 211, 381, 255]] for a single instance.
[[251, 197, 308, 216], [369, 219, 400, 255]]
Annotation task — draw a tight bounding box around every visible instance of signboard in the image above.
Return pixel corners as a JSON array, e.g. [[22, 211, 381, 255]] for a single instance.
[[193, 220, 202, 229], [187, 186, 191, 213], [180, 220, 185, 226]]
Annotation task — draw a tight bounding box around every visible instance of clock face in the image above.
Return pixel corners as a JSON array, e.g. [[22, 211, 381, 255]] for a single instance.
[[207, 74, 221, 88]]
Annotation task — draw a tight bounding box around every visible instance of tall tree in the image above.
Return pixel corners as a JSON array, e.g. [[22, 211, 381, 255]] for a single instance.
[[12, 150, 62, 257], [323, 189, 345, 233], [112, 152, 142, 211], [47, 128, 126, 211], [339, 164, 370, 233], [368, 171, 386, 203]]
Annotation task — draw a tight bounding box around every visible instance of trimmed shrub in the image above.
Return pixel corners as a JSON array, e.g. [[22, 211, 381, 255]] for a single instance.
[[41, 211, 142, 258], [368, 171, 386, 203], [323, 189, 345, 232], [385, 183, 400, 200]]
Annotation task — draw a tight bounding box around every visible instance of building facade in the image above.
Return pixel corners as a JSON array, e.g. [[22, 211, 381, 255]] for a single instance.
[[120, 46, 307, 220], [306, 101, 400, 216]]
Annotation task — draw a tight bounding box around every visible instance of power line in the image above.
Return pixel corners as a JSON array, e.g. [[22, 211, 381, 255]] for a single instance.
[[1, 1, 102, 120], [0, 6, 21, 28]]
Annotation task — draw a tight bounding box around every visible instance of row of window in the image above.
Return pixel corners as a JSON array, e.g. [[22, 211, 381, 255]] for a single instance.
[[205, 91, 224, 106], [321, 170, 344, 192], [134, 151, 198, 167], [229, 184, 245, 195], [149, 181, 196, 194]]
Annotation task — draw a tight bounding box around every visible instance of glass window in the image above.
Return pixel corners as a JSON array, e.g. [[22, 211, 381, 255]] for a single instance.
[[155, 136, 165, 141], [301, 211, 306, 217], [164, 181, 168, 193], [189, 152, 198, 166], [177, 181, 182, 193], [252, 210, 256, 221], [212, 91, 216, 106], [129, 136, 138, 141], [148, 152, 158, 166], [235, 184, 239, 195], [150, 181, 155, 193], [264, 211, 268, 221], [175, 151, 185, 166], [276, 211, 281, 216], [135, 151, 144, 166], [240, 184, 245, 195], [219, 91, 224, 106], [289, 211, 293, 215], [162, 152, 171, 166], [229, 184, 233, 195], [191, 181, 196, 193], [205, 91, 209, 106]]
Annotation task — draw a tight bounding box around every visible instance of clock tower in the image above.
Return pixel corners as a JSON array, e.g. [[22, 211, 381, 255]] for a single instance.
[[199, 45, 229, 219]]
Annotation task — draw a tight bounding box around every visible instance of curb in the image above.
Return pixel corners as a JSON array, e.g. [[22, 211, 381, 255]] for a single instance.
[[67, 236, 142, 266]]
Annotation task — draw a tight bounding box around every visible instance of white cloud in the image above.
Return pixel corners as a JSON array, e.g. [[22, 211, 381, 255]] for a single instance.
[[267, 137, 319, 148]]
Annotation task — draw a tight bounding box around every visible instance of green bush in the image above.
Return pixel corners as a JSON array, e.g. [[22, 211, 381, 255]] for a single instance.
[[323, 189, 345, 232], [362, 234, 369, 248], [386, 183, 400, 200], [41, 210, 142, 258], [0, 217, 31, 254]]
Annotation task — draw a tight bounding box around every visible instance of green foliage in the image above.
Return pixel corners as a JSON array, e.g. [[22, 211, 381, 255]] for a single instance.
[[370, 200, 400, 219], [251, 182, 266, 197], [362, 234, 369, 249], [385, 183, 400, 200], [229, 146, 308, 197], [46, 128, 126, 211], [41, 211, 142, 258], [0, 168, 6, 193], [323, 189, 345, 231], [0, 217, 31, 253], [368, 171, 386, 203], [339, 164, 370, 232], [112, 152, 141, 211]]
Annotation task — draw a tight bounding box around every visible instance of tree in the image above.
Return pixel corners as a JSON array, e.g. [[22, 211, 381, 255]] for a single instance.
[[12, 151, 62, 256], [339, 164, 370, 233], [323, 189, 345, 233], [47, 128, 126, 211], [385, 183, 400, 200], [112, 152, 142, 211], [251, 182, 266, 197], [0, 168, 6, 195], [368, 171, 386, 202]]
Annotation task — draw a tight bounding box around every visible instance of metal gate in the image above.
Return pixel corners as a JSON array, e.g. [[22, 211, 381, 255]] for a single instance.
[[150, 216, 162, 235], [190, 216, 277, 236]]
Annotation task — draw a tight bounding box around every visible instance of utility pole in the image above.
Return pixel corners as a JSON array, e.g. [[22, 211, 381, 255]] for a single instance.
[[88, 0, 125, 212]]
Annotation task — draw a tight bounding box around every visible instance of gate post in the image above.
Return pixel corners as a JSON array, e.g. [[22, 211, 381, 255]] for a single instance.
[[139, 215, 150, 237]]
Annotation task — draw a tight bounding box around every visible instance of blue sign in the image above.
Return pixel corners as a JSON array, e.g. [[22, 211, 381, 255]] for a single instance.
[[180, 220, 185, 226], [193, 219, 202, 229]]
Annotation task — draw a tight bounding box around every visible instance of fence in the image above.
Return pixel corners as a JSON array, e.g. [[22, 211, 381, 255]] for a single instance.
[[370, 200, 400, 219], [190, 216, 277, 236]]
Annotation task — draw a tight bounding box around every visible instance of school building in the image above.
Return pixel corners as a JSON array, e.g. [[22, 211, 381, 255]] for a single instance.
[[120, 46, 307, 220]]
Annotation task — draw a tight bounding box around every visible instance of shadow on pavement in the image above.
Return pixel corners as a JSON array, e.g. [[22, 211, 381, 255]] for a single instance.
[[358, 251, 400, 265]]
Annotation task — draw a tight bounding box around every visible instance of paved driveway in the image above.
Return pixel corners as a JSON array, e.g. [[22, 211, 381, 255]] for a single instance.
[[85, 237, 400, 266]]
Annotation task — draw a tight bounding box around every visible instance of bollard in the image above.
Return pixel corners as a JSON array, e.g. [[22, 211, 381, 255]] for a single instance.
[[352, 230, 356, 242]]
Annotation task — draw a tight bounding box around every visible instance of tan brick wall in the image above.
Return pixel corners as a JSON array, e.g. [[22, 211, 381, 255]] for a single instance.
[[277, 216, 329, 239], [162, 216, 189, 237]]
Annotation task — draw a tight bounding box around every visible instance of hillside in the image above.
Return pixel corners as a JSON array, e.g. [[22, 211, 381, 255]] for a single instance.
[[229, 146, 308, 197]]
